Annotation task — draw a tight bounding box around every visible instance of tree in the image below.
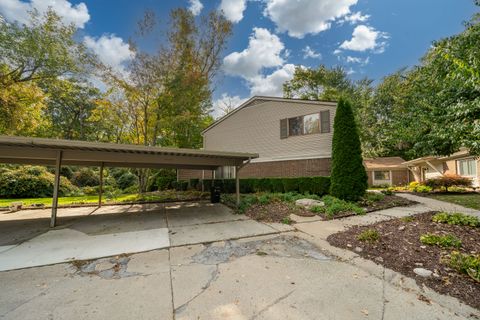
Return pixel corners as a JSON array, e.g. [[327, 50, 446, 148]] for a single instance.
[[0, 10, 93, 88], [330, 98, 368, 201]]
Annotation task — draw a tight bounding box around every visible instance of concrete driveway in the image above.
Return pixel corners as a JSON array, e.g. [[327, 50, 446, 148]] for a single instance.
[[0, 198, 478, 319]]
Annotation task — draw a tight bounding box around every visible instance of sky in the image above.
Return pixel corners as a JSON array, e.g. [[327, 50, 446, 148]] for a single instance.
[[0, 0, 478, 117]]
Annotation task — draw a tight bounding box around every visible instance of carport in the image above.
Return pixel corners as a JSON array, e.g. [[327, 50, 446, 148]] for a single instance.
[[0, 136, 257, 227]]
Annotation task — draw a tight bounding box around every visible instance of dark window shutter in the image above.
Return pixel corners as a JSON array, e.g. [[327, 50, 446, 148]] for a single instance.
[[320, 110, 330, 133], [280, 118, 288, 139]]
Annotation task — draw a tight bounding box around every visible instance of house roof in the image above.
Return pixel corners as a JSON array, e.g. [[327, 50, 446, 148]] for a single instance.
[[403, 148, 472, 166], [203, 96, 337, 134], [0, 136, 258, 170], [363, 157, 407, 170]]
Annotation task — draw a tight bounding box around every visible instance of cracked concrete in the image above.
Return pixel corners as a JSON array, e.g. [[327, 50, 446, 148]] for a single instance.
[[0, 198, 479, 319]]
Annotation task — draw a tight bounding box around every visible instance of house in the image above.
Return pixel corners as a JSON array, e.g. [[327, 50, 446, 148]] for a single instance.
[[364, 157, 411, 186], [178, 96, 410, 186], [403, 149, 479, 187]]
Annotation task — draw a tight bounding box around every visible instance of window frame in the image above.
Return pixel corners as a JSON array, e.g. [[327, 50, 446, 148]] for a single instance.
[[373, 170, 391, 181], [282, 110, 332, 139], [457, 158, 477, 177], [302, 113, 320, 135]]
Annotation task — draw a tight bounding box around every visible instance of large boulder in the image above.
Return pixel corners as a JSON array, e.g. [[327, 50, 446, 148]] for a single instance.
[[295, 198, 325, 209]]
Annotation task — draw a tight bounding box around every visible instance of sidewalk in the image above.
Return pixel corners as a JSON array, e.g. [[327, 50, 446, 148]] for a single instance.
[[396, 193, 480, 217]]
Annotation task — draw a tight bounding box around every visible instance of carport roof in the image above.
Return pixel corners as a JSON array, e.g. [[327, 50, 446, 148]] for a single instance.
[[0, 136, 258, 170]]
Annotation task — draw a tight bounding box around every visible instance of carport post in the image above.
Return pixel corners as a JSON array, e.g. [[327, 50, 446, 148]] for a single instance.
[[235, 166, 240, 206], [98, 162, 104, 207], [50, 150, 62, 228]]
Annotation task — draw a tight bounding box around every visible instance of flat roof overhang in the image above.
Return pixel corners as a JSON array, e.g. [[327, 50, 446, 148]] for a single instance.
[[0, 136, 258, 170]]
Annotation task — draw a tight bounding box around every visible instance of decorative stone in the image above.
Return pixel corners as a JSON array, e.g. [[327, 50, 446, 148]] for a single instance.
[[295, 199, 325, 209], [398, 226, 406, 231], [414, 268, 432, 277], [354, 247, 363, 253]]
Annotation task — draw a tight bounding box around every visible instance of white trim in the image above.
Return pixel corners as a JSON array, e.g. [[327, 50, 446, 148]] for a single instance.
[[250, 154, 331, 163]]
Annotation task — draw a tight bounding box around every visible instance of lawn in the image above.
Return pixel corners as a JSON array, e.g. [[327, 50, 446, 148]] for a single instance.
[[426, 193, 480, 210], [0, 190, 208, 208]]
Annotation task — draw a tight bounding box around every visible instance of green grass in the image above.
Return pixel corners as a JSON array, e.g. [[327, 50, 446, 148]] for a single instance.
[[0, 190, 207, 208], [427, 193, 480, 210]]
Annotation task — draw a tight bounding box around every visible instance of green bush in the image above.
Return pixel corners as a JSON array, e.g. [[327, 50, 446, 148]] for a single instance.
[[408, 181, 432, 193], [71, 168, 99, 187], [172, 180, 188, 191], [330, 98, 368, 201], [147, 169, 176, 191], [360, 192, 385, 206], [357, 229, 380, 242], [199, 177, 330, 195], [0, 166, 78, 198], [420, 233, 462, 248], [315, 195, 365, 218], [117, 172, 138, 190], [432, 212, 479, 227], [448, 251, 480, 282]]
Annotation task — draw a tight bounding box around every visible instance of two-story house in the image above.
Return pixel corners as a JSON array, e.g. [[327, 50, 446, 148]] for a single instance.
[[178, 96, 410, 185]]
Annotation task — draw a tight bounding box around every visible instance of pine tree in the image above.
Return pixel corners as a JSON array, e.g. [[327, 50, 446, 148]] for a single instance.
[[330, 98, 368, 201]]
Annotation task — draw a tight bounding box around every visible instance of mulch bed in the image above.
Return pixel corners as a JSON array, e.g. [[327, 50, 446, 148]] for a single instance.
[[362, 194, 417, 212], [245, 200, 314, 223], [327, 211, 480, 310]]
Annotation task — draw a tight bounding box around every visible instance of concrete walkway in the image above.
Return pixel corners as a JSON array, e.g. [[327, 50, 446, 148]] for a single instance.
[[396, 193, 480, 217]]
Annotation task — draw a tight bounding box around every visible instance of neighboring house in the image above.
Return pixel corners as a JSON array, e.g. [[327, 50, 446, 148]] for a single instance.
[[403, 149, 479, 187], [364, 157, 411, 186], [177, 96, 410, 186]]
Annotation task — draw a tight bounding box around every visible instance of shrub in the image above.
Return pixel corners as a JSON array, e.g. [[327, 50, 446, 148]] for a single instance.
[[420, 233, 462, 248], [357, 229, 380, 242], [317, 195, 365, 218], [381, 188, 394, 196], [0, 166, 78, 198], [148, 169, 176, 191], [425, 174, 472, 192], [448, 251, 480, 282], [172, 180, 189, 191], [360, 192, 385, 206], [71, 168, 99, 187], [330, 98, 368, 201], [432, 212, 479, 227], [117, 172, 138, 190], [408, 181, 432, 193], [200, 177, 330, 195]]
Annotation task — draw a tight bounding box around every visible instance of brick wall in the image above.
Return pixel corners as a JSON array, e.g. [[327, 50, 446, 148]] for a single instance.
[[367, 169, 411, 186]]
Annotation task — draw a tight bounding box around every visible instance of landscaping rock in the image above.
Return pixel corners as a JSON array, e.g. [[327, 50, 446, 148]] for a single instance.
[[354, 247, 363, 253], [295, 199, 324, 209], [9, 202, 23, 212], [413, 268, 432, 278], [398, 225, 406, 231]]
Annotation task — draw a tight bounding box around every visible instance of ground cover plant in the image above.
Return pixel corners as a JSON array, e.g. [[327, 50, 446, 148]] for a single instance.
[[327, 211, 480, 309]]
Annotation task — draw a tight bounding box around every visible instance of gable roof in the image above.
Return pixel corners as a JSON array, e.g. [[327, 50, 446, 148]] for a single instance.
[[363, 157, 407, 170], [203, 96, 337, 134]]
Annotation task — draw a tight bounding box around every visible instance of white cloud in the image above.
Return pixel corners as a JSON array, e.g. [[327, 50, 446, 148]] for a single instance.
[[346, 56, 369, 65], [84, 34, 135, 77], [212, 93, 248, 118], [302, 46, 322, 60], [263, 0, 357, 38], [219, 0, 247, 23], [249, 64, 296, 97], [223, 28, 285, 79], [339, 25, 388, 52], [0, 0, 90, 28], [188, 0, 203, 16], [337, 11, 370, 25]]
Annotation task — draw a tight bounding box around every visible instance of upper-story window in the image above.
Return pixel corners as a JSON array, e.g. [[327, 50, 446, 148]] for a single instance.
[[280, 110, 330, 139]]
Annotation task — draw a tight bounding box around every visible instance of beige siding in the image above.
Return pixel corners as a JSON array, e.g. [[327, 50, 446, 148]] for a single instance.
[[204, 100, 336, 161]]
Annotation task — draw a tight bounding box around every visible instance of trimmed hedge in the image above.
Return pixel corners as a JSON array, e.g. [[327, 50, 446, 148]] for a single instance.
[[187, 176, 330, 195]]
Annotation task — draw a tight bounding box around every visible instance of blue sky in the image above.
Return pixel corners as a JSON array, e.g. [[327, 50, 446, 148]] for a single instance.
[[0, 0, 477, 116]]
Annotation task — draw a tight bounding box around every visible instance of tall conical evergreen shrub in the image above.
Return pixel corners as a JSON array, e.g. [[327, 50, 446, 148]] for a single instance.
[[330, 98, 368, 201]]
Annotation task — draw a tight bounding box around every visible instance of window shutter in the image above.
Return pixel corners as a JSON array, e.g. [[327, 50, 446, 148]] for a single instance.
[[320, 110, 330, 133], [280, 118, 288, 139]]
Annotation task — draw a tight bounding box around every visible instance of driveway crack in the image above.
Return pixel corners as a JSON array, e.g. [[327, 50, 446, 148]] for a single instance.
[[250, 289, 295, 320]]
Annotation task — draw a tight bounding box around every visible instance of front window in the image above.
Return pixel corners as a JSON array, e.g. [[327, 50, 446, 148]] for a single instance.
[[458, 159, 477, 176], [374, 171, 390, 180]]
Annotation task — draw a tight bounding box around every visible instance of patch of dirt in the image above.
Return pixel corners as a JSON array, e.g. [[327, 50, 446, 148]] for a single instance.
[[327, 211, 480, 309], [71, 255, 137, 280], [244, 200, 315, 223], [362, 194, 417, 212]]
